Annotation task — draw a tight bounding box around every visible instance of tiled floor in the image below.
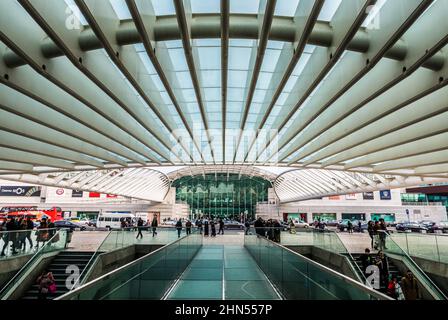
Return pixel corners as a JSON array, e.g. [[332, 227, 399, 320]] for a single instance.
[[166, 245, 281, 300]]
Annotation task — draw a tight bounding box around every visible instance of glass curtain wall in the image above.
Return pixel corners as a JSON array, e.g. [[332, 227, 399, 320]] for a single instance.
[[172, 174, 271, 220]]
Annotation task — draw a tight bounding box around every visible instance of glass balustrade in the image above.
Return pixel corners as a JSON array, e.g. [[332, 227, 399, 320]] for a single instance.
[[0, 229, 68, 299], [244, 234, 390, 300], [57, 230, 202, 300]]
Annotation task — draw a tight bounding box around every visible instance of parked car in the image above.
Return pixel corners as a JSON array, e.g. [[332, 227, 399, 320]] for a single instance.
[[280, 221, 291, 231], [292, 220, 310, 228], [224, 220, 244, 230], [325, 220, 340, 227], [418, 220, 438, 233], [436, 221, 448, 233], [337, 220, 368, 232], [395, 221, 428, 233], [55, 220, 86, 231]]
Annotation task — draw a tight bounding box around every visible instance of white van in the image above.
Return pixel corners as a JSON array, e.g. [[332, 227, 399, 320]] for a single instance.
[[96, 212, 136, 230]]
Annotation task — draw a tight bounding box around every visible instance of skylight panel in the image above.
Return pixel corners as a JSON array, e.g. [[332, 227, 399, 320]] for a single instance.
[[191, 0, 220, 13], [230, 0, 260, 14], [110, 0, 132, 19], [151, 0, 176, 16], [318, 0, 342, 22], [275, 0, 301, 17]]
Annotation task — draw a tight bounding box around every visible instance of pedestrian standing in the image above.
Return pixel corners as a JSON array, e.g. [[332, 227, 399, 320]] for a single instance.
[[203, 218, 209, 237], [176, 220, 183, 238], [211, 220, 216, 237], [218, 218, 224, 235], [136, 218, 144, 239], [151, 216, 158, 237]]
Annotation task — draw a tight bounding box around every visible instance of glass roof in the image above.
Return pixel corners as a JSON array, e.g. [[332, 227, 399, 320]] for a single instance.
[[4, 0, 447, 182]]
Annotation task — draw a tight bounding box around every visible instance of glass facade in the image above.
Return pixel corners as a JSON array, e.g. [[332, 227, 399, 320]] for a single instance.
[[172, 174, 271, 219]]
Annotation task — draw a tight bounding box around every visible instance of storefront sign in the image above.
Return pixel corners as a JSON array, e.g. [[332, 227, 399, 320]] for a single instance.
[[345, 194, 357, 200], [380, 190, 392, 200], [72, 190, 83, 198], [363, 192, 374, 200], [0, 186, 41, 197]]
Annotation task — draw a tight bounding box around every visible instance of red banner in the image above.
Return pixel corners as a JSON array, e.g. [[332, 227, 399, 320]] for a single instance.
[[89, 192, 101, 198], [106, 194, 118, 198]]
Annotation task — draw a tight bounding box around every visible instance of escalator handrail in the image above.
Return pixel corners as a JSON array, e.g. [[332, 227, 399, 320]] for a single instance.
[[248, 234, 392, 300], [379, 230, 447, 300]]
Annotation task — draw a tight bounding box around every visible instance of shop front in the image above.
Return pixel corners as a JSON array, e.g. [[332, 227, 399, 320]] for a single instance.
[[312, 213, 337, 222], [77, 211, 100, 220], [283, 213, 308, 222], [371, 213, 396, 224], [341, 213, 366, 221]]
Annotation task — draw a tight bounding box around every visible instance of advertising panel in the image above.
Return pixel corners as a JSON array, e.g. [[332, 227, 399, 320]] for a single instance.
[[72, 190, 83, 198], [89, 192, 101, 198], [0, 186, 41, 197], [380, 190, 392, 200], [363, 192, 374, 200]]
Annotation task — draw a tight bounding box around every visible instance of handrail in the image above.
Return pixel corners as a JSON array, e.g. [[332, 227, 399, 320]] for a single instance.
[[379, 230, 447, 300], [56, 231, 199, 300], [0, 228, 67, 299], [247, 234, 392, 300]]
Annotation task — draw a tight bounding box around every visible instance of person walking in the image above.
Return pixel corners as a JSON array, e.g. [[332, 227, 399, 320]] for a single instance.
[[401, 270, 419, 300], [151, 216, 158, 237], [273, 220, 281, 243], [367, 221, 375, 249], [203, 218, 209, 237], [244, 220, 251, 235], [136, 218, 144, 239], [347, 220, 353, 234], [254, 217, 264, 236], [186, 220, 192, 235], [210, 220, 216, 237], [196, 218, 203, 234], [289, 219, 296, 234], [25, 216, 34, 250], [218, 218, 224, 235], [378, 219, 389, 250], [36, 218, 49, 249], [175, 219, 183, 238], [1, 217, 18, 256]]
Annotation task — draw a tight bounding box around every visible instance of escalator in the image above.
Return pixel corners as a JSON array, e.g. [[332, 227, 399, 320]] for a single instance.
[[57, 231, 389, 300], [164, 245, 281, 300]]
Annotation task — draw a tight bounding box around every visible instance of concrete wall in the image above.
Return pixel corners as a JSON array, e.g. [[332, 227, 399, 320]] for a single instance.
[[86, 245, 163, 283], [411, 256, 448, 296], [7, 252, 59, 300], [258, 189, 447, 223], [286, 246, 359, 282], [0, 254, 33, 288]]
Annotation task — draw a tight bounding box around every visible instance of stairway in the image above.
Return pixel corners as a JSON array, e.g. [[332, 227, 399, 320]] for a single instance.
[[350, 253, 402, 295], [21, 251, 95, 300]]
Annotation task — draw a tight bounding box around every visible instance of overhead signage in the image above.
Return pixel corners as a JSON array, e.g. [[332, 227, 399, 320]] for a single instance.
[[380, 190, 392, 200], [0, 186, 41, 197], [72, 190, 83, 198], [363, 192, 374, 200]]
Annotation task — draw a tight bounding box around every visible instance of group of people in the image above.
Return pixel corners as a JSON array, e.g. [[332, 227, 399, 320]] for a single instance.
[[0, 216, 55, 257], [134, 216, 194, 239], [360, 248, 420, 300], [195, 217, 225, 237], [367, 219, 389, 250], [253, 217, 282, 243]]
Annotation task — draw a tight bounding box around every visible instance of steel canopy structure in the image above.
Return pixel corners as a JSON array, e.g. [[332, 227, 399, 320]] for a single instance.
[[1, 0, 448, 202]]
